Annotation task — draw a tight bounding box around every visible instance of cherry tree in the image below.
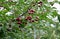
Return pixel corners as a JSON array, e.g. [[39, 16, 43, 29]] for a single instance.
[[0, 0, 60, 39]]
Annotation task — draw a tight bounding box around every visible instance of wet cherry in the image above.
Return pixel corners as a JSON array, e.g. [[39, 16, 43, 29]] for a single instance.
[[28, 9, 35, 14], [26, 16, 32, 20], [16, 17, 21, 21]]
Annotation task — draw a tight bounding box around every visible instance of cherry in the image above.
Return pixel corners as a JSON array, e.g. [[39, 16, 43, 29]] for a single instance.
[[25, 16, 32, 20], [28, 9, 35, 14], [17, 21, 22, 24], [16, 17, 21, 21]]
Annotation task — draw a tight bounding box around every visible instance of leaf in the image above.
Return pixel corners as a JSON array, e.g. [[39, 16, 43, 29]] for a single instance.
[[58, 15, 60, 22], [0, 29, 5, 38]]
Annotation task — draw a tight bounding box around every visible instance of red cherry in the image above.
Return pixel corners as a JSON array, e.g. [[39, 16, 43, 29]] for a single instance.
[[26, 16, 32, 20], [17, 21, 22, 24], [28, 9, 35, 14], [16, 17, 21, 21]]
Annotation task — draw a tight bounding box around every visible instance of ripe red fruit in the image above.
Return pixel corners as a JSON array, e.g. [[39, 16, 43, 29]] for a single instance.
[[26, 16, 32, 20], [16, 17, 21, 21], [17, 21, 22, 24], [28, 9, 35, 14]]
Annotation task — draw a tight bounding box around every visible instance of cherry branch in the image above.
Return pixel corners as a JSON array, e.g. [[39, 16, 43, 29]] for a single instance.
[[18, 6, 32, 17]]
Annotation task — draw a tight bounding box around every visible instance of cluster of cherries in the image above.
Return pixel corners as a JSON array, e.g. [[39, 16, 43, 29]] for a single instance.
[[15, 1, 43, 27], [16, 9, 39, 26], [6, 1, 42, 31]]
